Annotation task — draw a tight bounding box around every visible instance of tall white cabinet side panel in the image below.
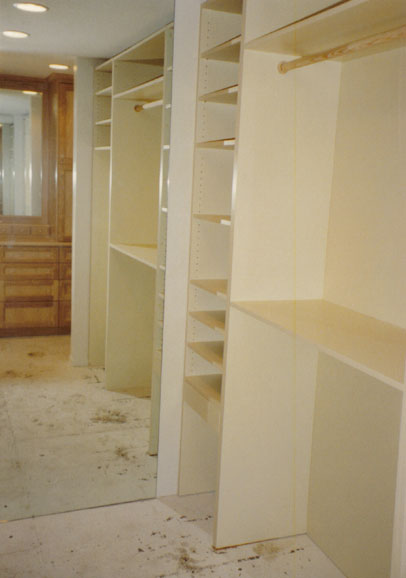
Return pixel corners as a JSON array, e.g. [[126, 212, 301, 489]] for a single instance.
[[215, 305, 319, 547], [157, 0, 203, 497], [72, 57, 99, 366]]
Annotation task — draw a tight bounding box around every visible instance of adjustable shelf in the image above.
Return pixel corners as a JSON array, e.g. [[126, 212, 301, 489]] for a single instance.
[[197, 138, 235, 150], [201, 35, 241, 62], [190, 310, 226, 334], [110, 243, 157, 269], [95, 118, 112, 126], [95, 86, 112, 97], [199, 84, 238, 104], [203, 0, 242, 13], [184, 374, 222, 433], [247, 0, 406, 59], [190, 278, 228, 298], [193, 214, 231, 225], [233, 299, 406, 388], [188, 341, 224, 370], [114, 75, 164, 102], [94, 146, 111, 152]]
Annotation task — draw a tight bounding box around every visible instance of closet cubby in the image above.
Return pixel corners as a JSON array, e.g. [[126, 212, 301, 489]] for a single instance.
[[179, 1, 406, 577], [88, 25, 174, 457]]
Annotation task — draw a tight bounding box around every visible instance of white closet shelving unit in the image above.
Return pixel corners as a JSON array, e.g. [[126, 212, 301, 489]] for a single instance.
[[179, 0, 242, 494], [89, 24, 173, 454], [179, 1, 406, 578]]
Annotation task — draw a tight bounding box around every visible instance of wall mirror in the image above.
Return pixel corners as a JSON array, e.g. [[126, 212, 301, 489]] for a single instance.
[[0, 77, 48, 222]]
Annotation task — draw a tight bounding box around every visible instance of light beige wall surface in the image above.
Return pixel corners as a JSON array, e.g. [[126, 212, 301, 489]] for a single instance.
[[324, 47, 406, 328], [308, 353, 403, 578]]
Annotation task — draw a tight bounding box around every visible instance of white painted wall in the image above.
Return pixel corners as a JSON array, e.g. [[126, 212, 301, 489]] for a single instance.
[[71, 58, 98, 366], [156, 0, 203, 496]]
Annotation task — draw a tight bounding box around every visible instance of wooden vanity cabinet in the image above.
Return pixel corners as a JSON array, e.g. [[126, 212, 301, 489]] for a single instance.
[[0, 244, 71, 335]]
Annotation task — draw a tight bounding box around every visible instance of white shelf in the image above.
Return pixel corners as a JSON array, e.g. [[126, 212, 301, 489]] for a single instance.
[[188, 341, 224, 370], [114, 75, 164, 102], [190, 278, 228, 299], [95, 86, 112, 97], [199, 85, 238, 105], [110, 243, 157, 269], [201, 35, 241, 62], [203, 0, 242, 14], [194, 213, 231, 226], [233, 299, 406, 388], [197, 138, 235, 150], [184, 374, 222, 433], [95, 118, 111, 126], [190, 310, 226, 334], [94, 146, 111, 152], [247, 0, 406, 60]]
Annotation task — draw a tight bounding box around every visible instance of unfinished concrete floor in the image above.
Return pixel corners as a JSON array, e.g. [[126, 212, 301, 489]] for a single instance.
[[0, 335, 156, 521]]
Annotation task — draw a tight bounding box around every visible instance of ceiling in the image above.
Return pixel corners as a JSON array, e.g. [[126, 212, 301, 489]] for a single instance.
[[0, 0, 174, 77]]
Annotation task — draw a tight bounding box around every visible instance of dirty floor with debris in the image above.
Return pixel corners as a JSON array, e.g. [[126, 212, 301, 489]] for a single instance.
[[0, 335, 157, 521], [0, 493, 347, 577]]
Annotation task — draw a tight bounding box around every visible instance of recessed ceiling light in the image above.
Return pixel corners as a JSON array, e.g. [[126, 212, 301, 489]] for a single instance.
[[13, 2, 48, 12], [49, 63, 69, 70], [2, 30, 29, 38], [23, 90, 38, 95]]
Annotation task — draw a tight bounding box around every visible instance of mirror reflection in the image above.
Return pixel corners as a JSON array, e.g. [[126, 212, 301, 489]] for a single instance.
[[0, 88, 43, 216]]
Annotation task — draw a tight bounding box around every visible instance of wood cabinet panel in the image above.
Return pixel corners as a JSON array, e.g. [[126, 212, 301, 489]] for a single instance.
[[59, 262, 71, 280], [0, 279, 58, 302], [59, 280, 71, 301], [0, 262, 59, 281], [58, 300, 71, 328], [0, 301, 58, 328], [59, 246, 72, 262], [2, 246, 58, 263]]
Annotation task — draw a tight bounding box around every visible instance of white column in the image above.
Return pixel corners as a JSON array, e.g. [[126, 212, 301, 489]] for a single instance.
[[71, 57, 97, 366], [157, 0, 203, 496]]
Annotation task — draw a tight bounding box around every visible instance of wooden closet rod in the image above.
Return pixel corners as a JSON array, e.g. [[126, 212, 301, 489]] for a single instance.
[[278, 24, 406, 74]]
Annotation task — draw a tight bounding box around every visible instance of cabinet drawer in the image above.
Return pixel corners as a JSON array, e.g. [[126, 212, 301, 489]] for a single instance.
[[2, 246, 58, 263], [59, 262, 71, 280], [0, 301, 58, 329], [59, 300, 71, 328], [59, 280, 71, 301], [0, 263, 59, 281], [59, 247, 72, 262], [0, 280, 58, 302]]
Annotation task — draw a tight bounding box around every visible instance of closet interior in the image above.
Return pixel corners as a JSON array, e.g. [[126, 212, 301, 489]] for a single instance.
[[89, 24, 173, 454], [178, 2, 406, 578]]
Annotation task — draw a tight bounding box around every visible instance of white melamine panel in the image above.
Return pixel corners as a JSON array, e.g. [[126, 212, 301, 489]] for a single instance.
[[246, 0, 406, 56], [233, 299, 406, 388], [110, 100, 162, 246], [88, 150, 110, 366], [105, 249, 155, 391], [192, 149, 234, 215], [179, 402, 219, 495], [308, 353, 402, 578], [200, 7, 242, 53], [214, 306, 318, 547], [196, 102, 237, 142], [324, 48, 406, 328], [190, 220, 230, 279], [230, 50, 341, 301], [199, 60, 240, 96], [244, 0, 352, 44]]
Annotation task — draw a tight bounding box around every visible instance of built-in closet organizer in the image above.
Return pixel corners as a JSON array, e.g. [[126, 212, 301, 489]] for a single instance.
[[179, 2, 406, 578], [179, 0, 242, 495], [89, 25, 173, 454]]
